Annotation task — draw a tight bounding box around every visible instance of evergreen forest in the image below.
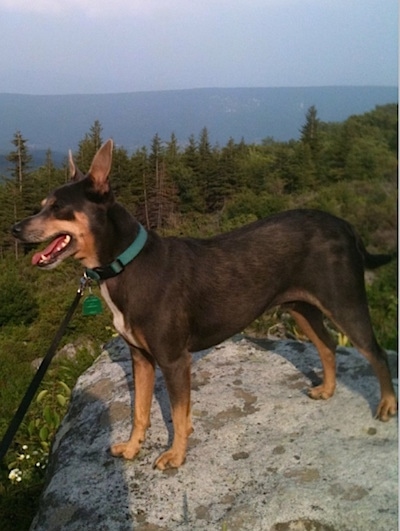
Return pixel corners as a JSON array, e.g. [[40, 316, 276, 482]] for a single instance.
[[0, 103, 397, 529]]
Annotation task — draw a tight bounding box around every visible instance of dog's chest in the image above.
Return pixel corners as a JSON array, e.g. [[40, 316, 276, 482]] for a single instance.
[[100, 284, 141, 348]]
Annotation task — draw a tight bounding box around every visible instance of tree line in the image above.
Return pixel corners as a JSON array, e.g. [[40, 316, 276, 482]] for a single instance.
[[0, 103, 397, 258]]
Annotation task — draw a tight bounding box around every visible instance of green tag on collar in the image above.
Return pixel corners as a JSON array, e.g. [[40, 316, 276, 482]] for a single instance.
[[82, 294, 103, 316]]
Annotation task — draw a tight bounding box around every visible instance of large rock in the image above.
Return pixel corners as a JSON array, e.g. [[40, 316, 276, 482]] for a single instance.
[[30, 336, 398, 531]]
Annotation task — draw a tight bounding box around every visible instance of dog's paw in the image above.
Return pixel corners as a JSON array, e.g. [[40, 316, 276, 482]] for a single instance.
[[375, 396, 397, 422], [110, 441, 141, 460], [307, 384, 335, 400], [153, 449, 186, 470]]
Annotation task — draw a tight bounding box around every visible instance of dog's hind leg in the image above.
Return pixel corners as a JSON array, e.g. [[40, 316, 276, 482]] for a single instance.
[[153, 351, 193, 470], [111, 347, 156, 460], [327, 302, 397, 422], [287, 302, 337, 400], [356, 343, 397, 421]]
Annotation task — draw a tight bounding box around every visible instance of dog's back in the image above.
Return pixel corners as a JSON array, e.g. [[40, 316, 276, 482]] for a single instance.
[[123, 209, 382, 352]]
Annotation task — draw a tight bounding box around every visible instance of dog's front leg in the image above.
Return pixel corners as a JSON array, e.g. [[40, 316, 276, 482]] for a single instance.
[[110, 347, 155, 460], [154, 351, 193, 470]]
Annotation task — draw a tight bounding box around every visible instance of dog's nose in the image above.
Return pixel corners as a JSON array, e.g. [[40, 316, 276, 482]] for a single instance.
[[12, 222, 22, 237]]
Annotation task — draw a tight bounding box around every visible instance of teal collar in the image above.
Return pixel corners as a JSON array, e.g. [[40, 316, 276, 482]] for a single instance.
[[85, 224, 148, 281]]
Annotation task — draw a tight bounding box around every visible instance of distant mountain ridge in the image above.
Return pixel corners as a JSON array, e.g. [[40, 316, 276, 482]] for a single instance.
[[0, 86, 397, 159]]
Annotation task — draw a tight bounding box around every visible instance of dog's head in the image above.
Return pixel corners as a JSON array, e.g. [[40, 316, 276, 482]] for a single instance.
[[12, 140, 114, 269]]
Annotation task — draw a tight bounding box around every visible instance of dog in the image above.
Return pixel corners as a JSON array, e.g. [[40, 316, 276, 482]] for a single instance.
[[12, 139, 397, 469]]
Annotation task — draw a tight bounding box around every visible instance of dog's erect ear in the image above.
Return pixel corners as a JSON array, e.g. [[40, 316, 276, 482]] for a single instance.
[[88, 139, 113, 195], [68, 150, 85, 182]]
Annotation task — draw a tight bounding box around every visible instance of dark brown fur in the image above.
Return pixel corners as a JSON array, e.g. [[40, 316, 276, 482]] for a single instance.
[[12, 140, 397, 469]]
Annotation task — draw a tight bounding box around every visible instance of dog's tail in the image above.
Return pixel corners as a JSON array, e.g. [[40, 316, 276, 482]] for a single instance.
[[364, 251, 397, 269], [363, 251, 396, 270], [353, 228, 396, 270]]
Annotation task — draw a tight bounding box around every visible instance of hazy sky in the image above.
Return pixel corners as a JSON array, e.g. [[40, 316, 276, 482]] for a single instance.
[[0, 0, 397, 95]]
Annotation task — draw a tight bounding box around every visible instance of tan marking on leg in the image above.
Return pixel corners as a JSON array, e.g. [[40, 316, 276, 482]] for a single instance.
[[357, 346, 397, 421], [110, 348, 156, 460], [289, 303, 337, 400], [154, 352, 193, 470]]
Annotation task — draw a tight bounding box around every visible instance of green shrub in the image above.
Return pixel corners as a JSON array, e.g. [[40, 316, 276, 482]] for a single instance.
[[366, 261, 398, 350], [0, 275, 38, 327]]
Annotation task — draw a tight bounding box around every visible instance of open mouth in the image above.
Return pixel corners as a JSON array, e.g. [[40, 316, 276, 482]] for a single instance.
[[31, 234, 73, 268]]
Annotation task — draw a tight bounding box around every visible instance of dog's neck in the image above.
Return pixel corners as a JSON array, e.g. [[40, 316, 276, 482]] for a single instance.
[[96, 202, 143, 266]]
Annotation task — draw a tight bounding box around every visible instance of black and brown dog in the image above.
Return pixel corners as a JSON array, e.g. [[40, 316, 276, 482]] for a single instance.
[[12, 140, 397, 469]]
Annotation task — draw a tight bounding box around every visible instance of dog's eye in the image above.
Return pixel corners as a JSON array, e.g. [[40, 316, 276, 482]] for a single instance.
[[50, 200, 75, 221]]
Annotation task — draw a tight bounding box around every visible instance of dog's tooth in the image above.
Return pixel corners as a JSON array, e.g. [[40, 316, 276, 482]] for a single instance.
[[56, 237, 68, 252], [60, 235, 70, 249]]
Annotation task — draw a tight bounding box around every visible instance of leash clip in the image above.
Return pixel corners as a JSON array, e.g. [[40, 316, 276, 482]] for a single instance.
[[78, 273, 91, 295]]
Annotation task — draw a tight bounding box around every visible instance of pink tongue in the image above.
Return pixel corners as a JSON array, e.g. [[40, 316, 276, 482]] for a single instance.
[[32, 236, 67, 265]]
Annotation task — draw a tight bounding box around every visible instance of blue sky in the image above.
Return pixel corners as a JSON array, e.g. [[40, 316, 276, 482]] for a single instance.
[[0, 0, 397, 94]]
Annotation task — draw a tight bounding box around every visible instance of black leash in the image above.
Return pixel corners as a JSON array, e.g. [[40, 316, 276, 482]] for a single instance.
[[0, 275, 89, 462]]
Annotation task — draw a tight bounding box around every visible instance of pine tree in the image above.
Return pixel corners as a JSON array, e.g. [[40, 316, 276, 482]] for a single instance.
[[144, 134, 178, 229], [110, 145, 133, 199], [300, 105, 320, 155], [5, 132, 33, 258], [183, 134, 199, 174], [165, 132, 180, 163], [219, 137, 247, 194], [177, 135, 203, 212], [298, 105, 320, 185], [198, 128, 222, 212], [6, 131, 32, 194], [75, 120, 104, 171], [130, 147, 149, 225]]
